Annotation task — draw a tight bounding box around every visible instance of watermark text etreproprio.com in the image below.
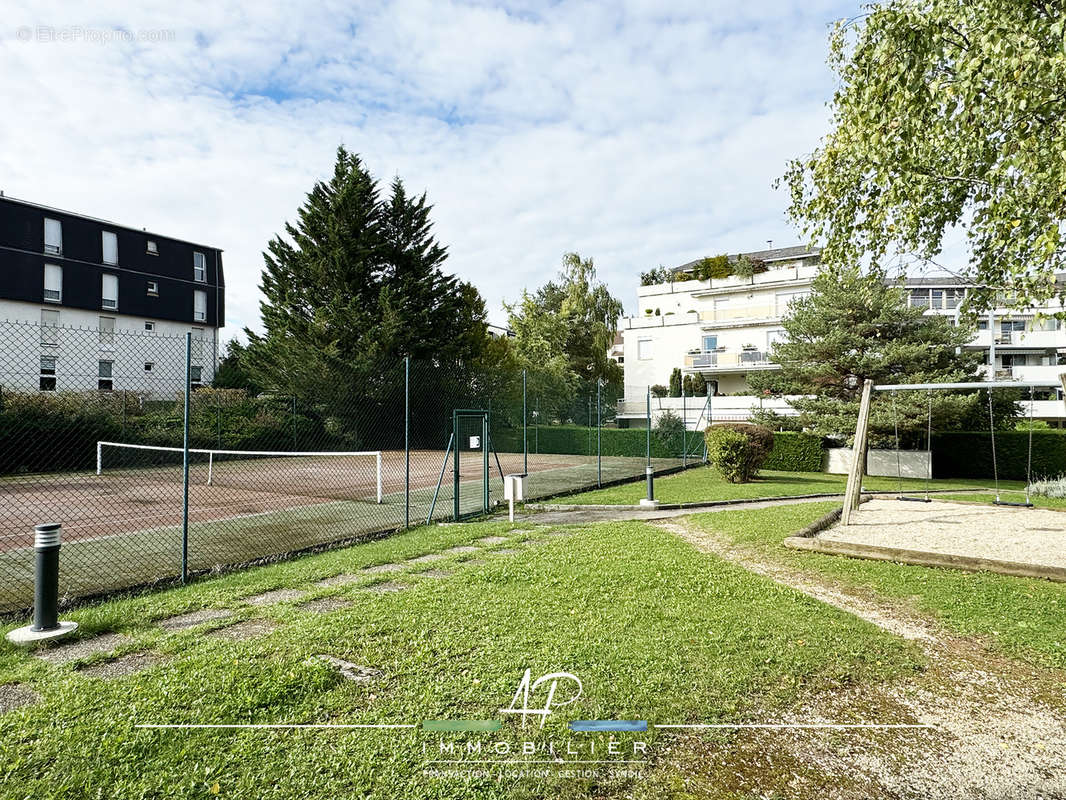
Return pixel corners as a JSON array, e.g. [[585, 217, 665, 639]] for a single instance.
[[15, 26, 176, 44]]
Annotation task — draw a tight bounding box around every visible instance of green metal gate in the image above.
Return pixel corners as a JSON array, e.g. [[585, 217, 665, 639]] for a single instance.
[[453, 410, 489, 520]]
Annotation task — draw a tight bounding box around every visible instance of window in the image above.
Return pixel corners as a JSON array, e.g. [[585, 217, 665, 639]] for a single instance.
[[146, 240, 158, 255], [97, 360, 113, 391], [194, 289, 207, 322], [44, 218, 62, 255], [39, 356, 56, 391], [193, 252, 207, 282], [189, 365, 203, 388], [930, 289, 944, 309], [43, 264, 62, 302], [102, 274, 118, 310], [102, 231, 118, 265], [767, 329, 787, 349], [701, 335, 718, 351], [908, 288, 931, 308], [144, 362, 155, 373], [147, 280, 159, 296], [99, 316, 115, 348], [637, 338, 652, 360], [144, 321, 155, 332], [40, 309, 59, 347]]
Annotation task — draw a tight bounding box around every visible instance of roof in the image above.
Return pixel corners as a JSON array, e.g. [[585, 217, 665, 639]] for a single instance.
[[0, 193, 224, 252], [674, 244, 821, 273]]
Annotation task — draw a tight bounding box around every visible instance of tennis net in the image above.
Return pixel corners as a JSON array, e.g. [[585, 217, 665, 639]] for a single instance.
[[96, 441, 383, 504]]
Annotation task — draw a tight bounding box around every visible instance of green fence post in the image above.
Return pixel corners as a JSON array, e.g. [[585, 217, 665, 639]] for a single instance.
[[482, 412, 489, 513], [682, 383, 687, 467], [453, 410, 460, 522], [596, 380, 602, 487], [645, 387, 655, 504], [404, 356, 410, 529], [535, 397, 539, 455], [292, 395, 297, 451], [522, 369, 527, 475], [181, 333, 191, 584]]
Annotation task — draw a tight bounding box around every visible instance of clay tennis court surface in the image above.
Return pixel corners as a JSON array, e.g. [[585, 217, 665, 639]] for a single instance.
[[0, 450, 597, 553]]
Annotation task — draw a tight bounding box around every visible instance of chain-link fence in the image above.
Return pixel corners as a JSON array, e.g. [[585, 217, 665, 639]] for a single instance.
[[0, 319, 705, 613]]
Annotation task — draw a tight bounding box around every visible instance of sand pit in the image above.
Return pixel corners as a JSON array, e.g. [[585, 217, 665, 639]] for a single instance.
[[787, 499, 1066, 581]]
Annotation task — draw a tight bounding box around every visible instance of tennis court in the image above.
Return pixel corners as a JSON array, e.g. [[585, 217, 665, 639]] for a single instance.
[[0, 445, 674, 611]]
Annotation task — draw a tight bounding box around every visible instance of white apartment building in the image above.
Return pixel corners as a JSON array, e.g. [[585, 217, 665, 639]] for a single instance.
[[0, 195, 225, 398], [617, 246, 1066, 427]]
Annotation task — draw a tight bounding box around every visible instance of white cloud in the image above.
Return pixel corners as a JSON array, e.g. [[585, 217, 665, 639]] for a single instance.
[[0, 0, 857, 337]]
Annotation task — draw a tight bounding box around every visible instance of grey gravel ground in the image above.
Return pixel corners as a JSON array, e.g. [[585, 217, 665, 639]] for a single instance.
[[0, 683, 38, 713], [34, 632, 133, 665]]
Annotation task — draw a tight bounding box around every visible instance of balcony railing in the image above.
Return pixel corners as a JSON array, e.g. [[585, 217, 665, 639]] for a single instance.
[[684, 349, 774, 369], [699, 304, 778, 323]]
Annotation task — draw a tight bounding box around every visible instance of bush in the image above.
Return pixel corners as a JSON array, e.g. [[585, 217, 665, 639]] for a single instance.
[[669, 368, 682, 398], [763, 432, 824, 472], [651, 384, 669, 398], [704, 423, 774, 483]]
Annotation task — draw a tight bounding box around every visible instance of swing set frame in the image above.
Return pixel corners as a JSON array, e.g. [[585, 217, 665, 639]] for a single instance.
[[842, 377, 1063, 525]]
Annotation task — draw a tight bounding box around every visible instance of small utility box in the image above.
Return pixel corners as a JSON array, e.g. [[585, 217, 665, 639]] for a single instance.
[[468, 435, 481, 449], [504, 474, 525, 502], [504, 474, 526, 521]]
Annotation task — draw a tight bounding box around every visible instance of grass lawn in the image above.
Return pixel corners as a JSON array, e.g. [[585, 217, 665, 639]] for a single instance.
[[0, 514, 919, 798], [560, 465, 1019, 505], [688, 502, 1066, 670]]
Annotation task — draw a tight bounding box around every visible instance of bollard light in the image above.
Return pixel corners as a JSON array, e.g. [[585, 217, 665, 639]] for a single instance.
[[639, 466, 660, 508], [6, 523, 78, 645]]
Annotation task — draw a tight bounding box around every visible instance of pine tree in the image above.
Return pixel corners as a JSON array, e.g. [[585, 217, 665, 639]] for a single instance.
[[747, 266, 997, 443], [244, 147, 490, 444]]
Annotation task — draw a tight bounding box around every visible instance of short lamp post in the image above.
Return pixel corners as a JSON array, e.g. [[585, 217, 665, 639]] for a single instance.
[[7, 523, 78, 645]]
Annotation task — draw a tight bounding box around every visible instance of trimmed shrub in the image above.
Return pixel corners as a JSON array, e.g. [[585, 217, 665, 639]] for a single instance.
[[704, 423, 774, 483], [763, 432, 824, 472]]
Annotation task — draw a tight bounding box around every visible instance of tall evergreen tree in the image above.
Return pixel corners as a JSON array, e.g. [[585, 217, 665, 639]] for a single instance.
[[244, 147, 490, 445]]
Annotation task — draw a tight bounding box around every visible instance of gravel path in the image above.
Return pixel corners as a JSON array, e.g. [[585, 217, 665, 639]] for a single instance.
[[654, 515, 1066, 800]]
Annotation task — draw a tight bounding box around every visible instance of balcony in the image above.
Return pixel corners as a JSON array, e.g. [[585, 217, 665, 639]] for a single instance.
[[699, 304, 779, 324], [683, 349, 775, 372]]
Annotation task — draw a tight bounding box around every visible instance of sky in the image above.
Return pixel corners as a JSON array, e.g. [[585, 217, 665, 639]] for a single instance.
[[1, 1, 862, 339]]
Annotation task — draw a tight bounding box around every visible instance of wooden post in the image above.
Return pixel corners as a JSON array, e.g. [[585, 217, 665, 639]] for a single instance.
[[842, 379, 874, 525]]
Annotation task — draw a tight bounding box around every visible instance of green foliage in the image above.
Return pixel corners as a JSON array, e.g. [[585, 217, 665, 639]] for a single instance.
[[748, 265, 988, 442], [705, 423, 775, 483], [682, 374, 707, 397], [762, 432, 825, 472], [692, 254, 731, 281], [505, 252, 624, 422], [669, 368, 683, 397], [640, 265, 679, 286], [212, 339, 260, 393], [0, 388, 313, 474], [651, 384, 669, 398], [731, 255, 767, 280], [784, 1, 1066, 312], [932, 430, 1066, 481], [244, 147, 491, 439]]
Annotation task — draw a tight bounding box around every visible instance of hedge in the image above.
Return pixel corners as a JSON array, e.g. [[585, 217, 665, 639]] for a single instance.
[[931, 431, 1066, 481], [763, 432, 825, 472], [492, 426, 825, 472]]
